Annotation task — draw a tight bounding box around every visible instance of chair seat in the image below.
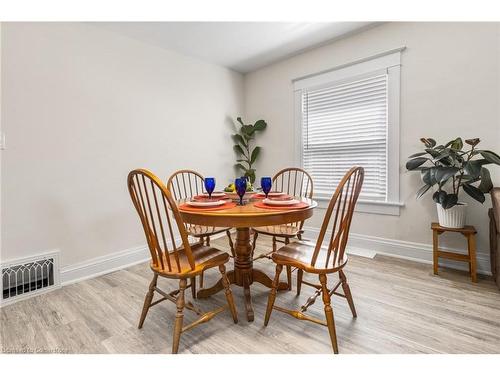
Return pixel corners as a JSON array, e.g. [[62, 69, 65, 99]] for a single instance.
[[253, 224, 301, 238], [186, 224, 229, 237], [152, 243, 229, 277], [272, 240, 348, 273]]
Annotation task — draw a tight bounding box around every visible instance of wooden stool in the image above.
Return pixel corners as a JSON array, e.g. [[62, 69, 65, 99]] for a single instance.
[[431, 222, 477, 282]]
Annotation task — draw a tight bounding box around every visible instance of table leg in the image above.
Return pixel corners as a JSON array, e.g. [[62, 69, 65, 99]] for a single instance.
[[197, 227, 288, 322], [242, 273, 254, 321], [197, 270, 234, 298]]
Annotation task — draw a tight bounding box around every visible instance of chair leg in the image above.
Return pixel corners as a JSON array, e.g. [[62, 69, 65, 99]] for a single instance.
[[252, 231, 259, 254], [272, 236, 277, 252], [226, 230, 235, 257], [264, 264, 283, 326], [172, 279, 187, 354], [190, 277, 196, 299], [286, 266, 292, 291], [282, 237, 292, 291], [138, 274, 158, 329], [206, 235, 210, 246], [297, 269, 303, 296], [339, 270, 357, 318], [319, 274, 339, 354], [199, 271, 204, 289], [219, 264, 238, 323]]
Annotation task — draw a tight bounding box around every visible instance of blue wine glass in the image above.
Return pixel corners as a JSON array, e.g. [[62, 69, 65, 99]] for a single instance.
[[235, 177, 247, 206], [204, 177, 215, 199], [261, 177, 272, 198]]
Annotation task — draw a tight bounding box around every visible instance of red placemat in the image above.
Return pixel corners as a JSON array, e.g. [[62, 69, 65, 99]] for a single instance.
[[179, 201, 237, 212], [254, 201, 309, 210]]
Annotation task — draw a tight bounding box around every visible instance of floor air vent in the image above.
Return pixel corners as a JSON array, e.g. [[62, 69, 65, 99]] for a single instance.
[[1, 251, 60, 306]]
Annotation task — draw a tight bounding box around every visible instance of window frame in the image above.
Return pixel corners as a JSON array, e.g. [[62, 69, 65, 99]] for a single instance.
[[293, 48, 405, 216]]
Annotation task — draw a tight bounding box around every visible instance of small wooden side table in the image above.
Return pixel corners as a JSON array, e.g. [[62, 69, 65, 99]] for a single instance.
[[431, 222, 477, 282]]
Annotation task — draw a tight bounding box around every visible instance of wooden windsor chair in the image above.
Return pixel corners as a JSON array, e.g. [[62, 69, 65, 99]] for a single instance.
[[128, 169, 238, 354], [251, 167, 313, 290], [167, 169, 235, 290], [263, 166, 364, 354]]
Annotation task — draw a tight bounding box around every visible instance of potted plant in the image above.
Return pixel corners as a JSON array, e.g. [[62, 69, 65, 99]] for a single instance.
[[406, 137, 500, 228], [232, 117, 267, 184]]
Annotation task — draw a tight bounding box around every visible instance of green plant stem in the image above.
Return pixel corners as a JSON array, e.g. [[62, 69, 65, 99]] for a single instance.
[[454, 145, 474, 195]]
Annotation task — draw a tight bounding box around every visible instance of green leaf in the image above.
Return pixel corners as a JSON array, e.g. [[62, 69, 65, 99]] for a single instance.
[[234, 163, 247, 171], [237, 159, 250, 166], [241, 125, 255, 136], [433, 190, 447, 204], [236, 117, 245, 126], [408, 151, 427, 158], [421, 167, 437, 186], [253, 119, 267, 131], [233, 144, 245, 155], [416, 184, 432, 199], [245, 169, 256, 184], [462, 183, 485, 203], [464, 159, 490, 178], [432, 148, 451, 162], [441, 193, 458, 209], [479, 150, 500, 165], [450, 137, 463, 151], [232, 134, 247, 147], [478, 167, 493, 193], [250, 147, 261, 164], [448, 148, 462, 160], [425, 148, 441, 158], [434, 167, 459, 183], [406, 157, 428, 170]]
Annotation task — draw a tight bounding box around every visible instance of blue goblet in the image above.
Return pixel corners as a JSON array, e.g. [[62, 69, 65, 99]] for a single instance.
[[235, 177, 247, 206], [204, 177, 215, 199], [261, 177, 272, 199]]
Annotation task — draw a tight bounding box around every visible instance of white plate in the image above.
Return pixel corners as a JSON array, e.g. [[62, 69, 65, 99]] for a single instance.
[[263, 198, 300, 206], [201, 192, 226, 197], [225, 191, 255, 198], [186, 200, 226, 207], [257, 191, 285, 197]]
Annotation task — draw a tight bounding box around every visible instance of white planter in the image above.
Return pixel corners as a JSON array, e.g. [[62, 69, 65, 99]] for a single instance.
[[436, 202, 467, 229]]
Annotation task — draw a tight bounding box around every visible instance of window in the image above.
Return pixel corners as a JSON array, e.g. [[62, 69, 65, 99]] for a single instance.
[[294, 48, 404, 215]]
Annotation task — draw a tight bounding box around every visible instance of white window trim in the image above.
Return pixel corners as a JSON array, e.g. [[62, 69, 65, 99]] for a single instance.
[[293, 47, 405, 216]]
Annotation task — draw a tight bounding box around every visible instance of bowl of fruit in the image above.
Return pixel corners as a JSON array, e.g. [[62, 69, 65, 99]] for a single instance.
[[224, 180, 256, 200]]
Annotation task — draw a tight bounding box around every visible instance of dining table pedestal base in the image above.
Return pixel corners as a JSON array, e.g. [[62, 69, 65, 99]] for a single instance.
[[197, 227, 288, 322]]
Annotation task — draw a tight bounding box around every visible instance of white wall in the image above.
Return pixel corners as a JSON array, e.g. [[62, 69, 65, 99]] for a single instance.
[[1, 23, 243, 268], [1, 22, 499, 279], [245, 22, 500, 268]]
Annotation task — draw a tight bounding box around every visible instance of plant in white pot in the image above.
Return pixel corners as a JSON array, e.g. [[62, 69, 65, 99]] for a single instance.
[[406, 137, 500, 228]]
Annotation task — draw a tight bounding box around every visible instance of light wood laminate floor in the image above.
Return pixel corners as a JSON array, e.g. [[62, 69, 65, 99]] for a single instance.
[[1, 236, 500, 354]]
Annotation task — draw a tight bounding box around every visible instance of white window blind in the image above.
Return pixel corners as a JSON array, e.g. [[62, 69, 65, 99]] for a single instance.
[[302, 73, 388, 201]]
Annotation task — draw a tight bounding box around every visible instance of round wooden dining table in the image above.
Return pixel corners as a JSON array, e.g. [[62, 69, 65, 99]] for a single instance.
[[178, 196, 317, 322]]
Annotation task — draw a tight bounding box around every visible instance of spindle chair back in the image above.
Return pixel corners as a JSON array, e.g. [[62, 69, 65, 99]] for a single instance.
[[263, 166, 364, 354], [252, 167, 313, 290], [128, 169, 238, 353], [129, 169, 194, 274]]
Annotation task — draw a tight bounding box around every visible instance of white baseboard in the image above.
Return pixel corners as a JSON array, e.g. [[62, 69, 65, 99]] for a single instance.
[[60, 245, 150, 286], [302, 227, 492, 276], [60, 231, 230, 286]]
